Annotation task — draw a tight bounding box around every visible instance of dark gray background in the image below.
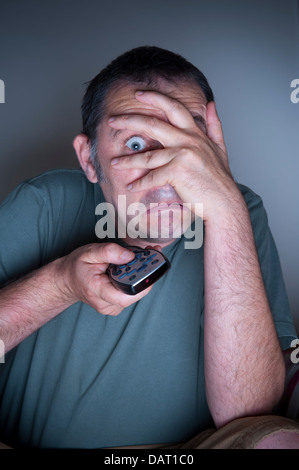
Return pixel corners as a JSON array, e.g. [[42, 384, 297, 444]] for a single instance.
[[0, 0, 298, 331]]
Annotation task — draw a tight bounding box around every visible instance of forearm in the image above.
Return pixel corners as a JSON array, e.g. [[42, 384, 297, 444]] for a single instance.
[[0, 258, 73, 353], [0, 243, 143, 354], [204, 191, 285, 428]]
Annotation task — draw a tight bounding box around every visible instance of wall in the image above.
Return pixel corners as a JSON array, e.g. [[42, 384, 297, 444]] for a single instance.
[[0, 0, 298, 330]]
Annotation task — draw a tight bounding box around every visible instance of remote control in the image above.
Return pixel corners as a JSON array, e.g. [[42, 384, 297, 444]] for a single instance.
[[107, 246, 171, 295]]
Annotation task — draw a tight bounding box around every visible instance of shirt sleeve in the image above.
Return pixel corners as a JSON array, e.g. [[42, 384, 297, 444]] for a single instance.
[[0, 169, 101, 287], [239, 183, 298, 350], [0, 181, 50, 285]]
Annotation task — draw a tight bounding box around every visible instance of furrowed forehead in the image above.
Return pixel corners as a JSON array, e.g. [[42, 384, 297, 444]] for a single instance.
[[104, 78, 206, 114], [97, 80, 207, 143]]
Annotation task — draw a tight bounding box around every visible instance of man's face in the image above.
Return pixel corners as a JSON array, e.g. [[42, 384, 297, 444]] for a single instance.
[[95, 78, 207, 247]]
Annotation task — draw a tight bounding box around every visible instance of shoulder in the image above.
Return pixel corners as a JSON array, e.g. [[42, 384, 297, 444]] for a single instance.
[[0, 168, 104, 231], [13, 168, 102, 208], [235, 183, 273, 246], [23, 168, 92, 194], [237, 182, 263, 209], [237, 182, 268, 224]]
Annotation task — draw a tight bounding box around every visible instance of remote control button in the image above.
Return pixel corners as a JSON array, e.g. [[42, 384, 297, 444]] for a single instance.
[[127, 258, 137, 266], [125, 266, 131, 272], [151, 259, 159, 264], [145, 254, 157, 264], [144, 250, 150, 256], [119, 272, 128, 279], [112, 268, 122, 275], [129, 275, 136, 281], [118, 268, 136, 279], [137, 264, 147, 272]]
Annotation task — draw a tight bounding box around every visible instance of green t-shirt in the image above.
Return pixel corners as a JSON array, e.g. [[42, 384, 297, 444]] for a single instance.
[[0, 169, 297, 448]]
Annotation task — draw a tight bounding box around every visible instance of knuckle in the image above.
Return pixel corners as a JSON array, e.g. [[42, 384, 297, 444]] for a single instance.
[[146, 115, 159, 128], [172, 147, 198, 176], [124, 155, 132, 164], [85, 286, 96, 300], [72, 243, 93, 264], [144, 150, 152, 164], [100, 242, 117, 260], [170, 158, 183, 177], [115, 296, 130, 309], [103, 305, 122, 317], [121, 114, 130, 123], [82, 243, 94, 255], [100, 243, 111, 258], [179, 146, 192, 158], [176, 147, 193, 166], [146, 170, 156, 185], [120, 298, 132, 308], [169, 99, 183, 113]]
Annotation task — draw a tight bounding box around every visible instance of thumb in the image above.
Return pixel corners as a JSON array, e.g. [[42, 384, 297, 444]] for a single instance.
[[206, 101, 226, 154], [84, 242, 135, 266]]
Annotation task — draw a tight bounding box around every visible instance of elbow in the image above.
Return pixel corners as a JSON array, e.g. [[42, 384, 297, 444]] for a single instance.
[[212, 363, 286, 430], [262, 354, 286, 413]]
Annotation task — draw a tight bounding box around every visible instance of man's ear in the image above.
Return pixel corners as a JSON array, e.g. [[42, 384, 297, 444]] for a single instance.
[[73, 134, 98, 183]]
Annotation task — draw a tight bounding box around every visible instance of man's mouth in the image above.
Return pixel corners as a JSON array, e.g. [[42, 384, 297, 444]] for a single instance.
[[146, 202, 187, 215], [141, 185, 184, 208]]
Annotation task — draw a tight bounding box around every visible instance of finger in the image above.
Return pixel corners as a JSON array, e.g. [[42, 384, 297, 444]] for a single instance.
[[84, 242, 135, 267], [145, 244, 162, 252], [108, 114, 186, 148], [99, 273, 153, 306], [206, 102, 226, 153], [135, 91, 198, 130], [111, 147, 175, 170], [127, 165, 175, 193]]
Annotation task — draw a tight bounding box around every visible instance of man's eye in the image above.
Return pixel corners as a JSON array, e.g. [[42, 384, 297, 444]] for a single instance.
[[125, 136, 146, 152]]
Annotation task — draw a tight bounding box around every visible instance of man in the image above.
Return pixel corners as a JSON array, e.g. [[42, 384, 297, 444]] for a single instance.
[[0, 46, 298, 449]]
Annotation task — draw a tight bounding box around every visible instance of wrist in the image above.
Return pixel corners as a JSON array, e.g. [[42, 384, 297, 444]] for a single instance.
[[51, 256, 77, 307], [204, 186, 248, 228]]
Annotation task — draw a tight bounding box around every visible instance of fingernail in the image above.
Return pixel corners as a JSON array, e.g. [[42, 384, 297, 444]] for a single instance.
[[111, 158, 118, 165], [136, 91, 144, 95]]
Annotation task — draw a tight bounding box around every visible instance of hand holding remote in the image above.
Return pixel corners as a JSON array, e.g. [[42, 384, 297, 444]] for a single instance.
[[107, 246, 171, 295], [59, 243, 155, 316]]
